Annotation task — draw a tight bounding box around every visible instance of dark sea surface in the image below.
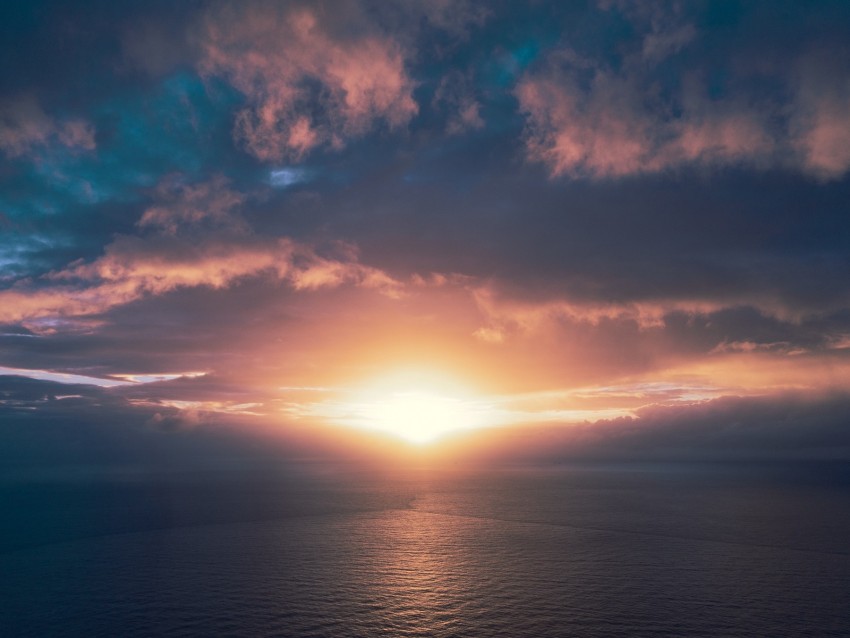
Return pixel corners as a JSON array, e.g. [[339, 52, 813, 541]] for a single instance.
[[2, 462, 849, 637]]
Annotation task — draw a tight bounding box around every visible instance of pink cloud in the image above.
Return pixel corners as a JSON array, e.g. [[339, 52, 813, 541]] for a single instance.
[[668, 110, 774, 166], [788, 51, 850, 180], [516, 57, 781, 179], [137, 174, 247, 235], [517, 68, 653, 178], [198, 2, 417, 161], [517, 30, 850, 180], [0, 95, 95, 158]]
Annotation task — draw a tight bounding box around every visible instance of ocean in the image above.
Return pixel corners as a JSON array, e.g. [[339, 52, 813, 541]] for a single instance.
[[2, 462, 849, 637]]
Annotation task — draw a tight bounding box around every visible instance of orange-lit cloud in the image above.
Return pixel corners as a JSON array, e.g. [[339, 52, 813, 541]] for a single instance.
[[471, 283, 741, 337], [0, 237, 402, 327], [0, 176, 403, 328]]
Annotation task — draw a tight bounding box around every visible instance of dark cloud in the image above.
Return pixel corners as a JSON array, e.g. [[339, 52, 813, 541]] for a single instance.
[[441, 392, 850, 463], [0, 375, 364, 473]]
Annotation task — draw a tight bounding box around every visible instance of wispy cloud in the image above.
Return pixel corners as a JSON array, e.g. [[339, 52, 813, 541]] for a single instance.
[[0, 366, 129, 387]]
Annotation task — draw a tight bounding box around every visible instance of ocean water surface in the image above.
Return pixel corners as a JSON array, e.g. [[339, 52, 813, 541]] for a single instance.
[[2, 463, 849, 637]]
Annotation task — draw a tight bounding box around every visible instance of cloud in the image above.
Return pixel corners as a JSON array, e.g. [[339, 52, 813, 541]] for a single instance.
[[198, 1, 417, 161], [516, 4, 850, 180], [0, 375, 282, 473], [516, 65, 651, 178], [460, 280, 850, 395], [599, 0, 696, 62], [443, 391, 850, 462], [433, 70, 484, 135], [788, 49, 850, 181], [0, 176, 402, 328], [137, 174, 248, 235], [0, 95, 95, 158], [0, 365, 129, 387], [709, 340, 806, 356], [407, 0, 489, 39], [270, 167, 313, 188], [0, 236, 400, 327], [471, 282, 747, 336], [516, 53, 779, 178]]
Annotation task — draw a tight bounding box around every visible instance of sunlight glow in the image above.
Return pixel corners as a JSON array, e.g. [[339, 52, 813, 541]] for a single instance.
[[356, 390, 489, 444], [291, 369, 671, 445], [317, 369, 498, 444]]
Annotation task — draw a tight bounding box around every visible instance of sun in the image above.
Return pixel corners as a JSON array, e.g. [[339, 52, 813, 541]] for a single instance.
[[360, 390, 487, 444], [326, 368, 497, 444]]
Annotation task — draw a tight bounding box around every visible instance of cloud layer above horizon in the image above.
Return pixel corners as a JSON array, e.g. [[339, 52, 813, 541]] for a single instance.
[[2, 0, 850, 464]]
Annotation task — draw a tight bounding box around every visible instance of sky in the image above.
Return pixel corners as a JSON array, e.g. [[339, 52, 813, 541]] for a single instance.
[[2, 0, 850, 468]]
